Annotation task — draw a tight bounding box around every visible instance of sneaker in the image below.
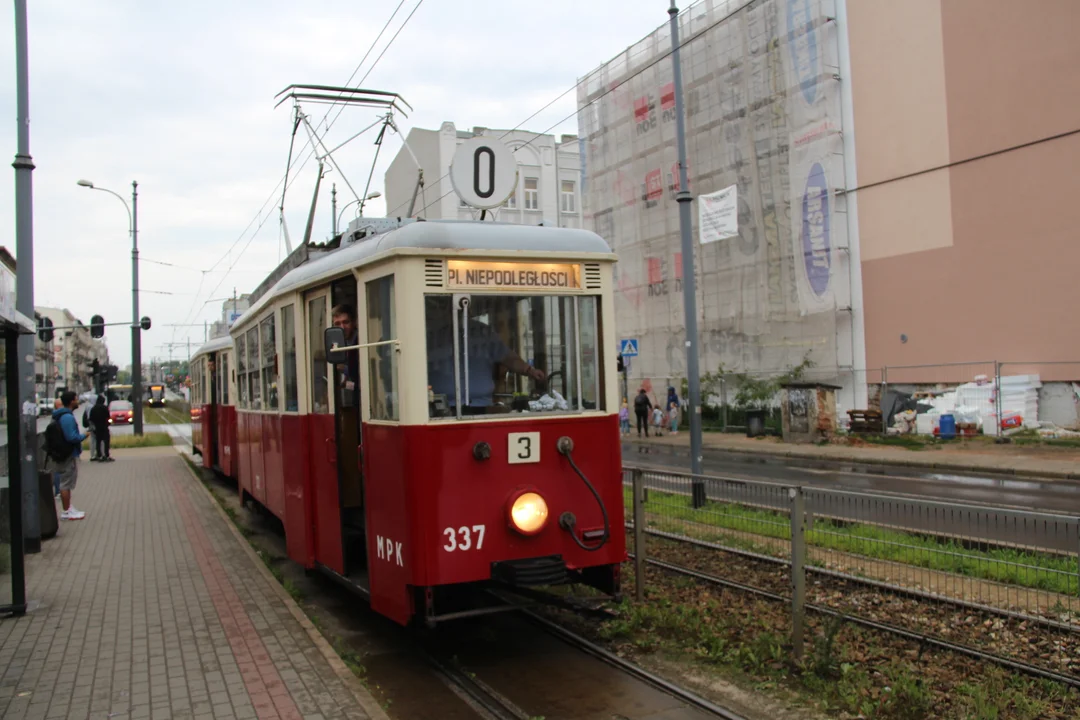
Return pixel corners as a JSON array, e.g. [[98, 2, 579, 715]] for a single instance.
[[104, 457, 115, 462], [61, 508, 86, 521]]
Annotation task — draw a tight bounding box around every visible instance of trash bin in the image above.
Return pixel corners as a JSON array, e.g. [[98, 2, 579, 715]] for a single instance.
[[746, 409, 767, 438], [38, 471, 58, 540]]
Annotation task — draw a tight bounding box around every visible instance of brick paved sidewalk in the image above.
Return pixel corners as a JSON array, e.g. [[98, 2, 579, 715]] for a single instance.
[[0, 447, 388, 720]]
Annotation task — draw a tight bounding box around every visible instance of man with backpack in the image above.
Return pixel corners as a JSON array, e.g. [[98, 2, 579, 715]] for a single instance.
[[634, 388, 653, 438], [44, 391, 87, 521]]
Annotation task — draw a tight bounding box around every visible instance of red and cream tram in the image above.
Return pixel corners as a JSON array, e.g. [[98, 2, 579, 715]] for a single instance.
[[190, 219, 624, 625]]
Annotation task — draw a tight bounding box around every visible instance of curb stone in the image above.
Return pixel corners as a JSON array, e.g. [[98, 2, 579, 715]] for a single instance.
[[178, 451, 393, 720]]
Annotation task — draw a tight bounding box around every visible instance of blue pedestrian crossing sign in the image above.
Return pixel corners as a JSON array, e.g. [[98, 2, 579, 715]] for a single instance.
[[620, 338, 639, 357]]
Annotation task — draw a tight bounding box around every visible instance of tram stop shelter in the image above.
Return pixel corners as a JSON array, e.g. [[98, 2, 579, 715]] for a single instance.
[[0, 263, 35, 617], [780, 382, 842, 444]]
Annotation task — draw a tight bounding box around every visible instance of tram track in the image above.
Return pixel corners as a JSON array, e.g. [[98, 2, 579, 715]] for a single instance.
[[195, 458, 751, 719]]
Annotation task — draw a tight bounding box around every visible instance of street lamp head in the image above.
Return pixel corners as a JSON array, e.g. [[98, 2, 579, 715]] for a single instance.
[[76, 179, 94, 188], [365, 191, 382, 201]]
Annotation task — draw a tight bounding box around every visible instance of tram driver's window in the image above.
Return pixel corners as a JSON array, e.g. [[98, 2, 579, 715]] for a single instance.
[[365, 276, 398, 421], [423, 294, 586, 417]]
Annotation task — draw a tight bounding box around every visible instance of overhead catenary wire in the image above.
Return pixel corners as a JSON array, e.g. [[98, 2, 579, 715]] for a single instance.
[[389, 1, 736, 219], [173, 0, 420, 340]]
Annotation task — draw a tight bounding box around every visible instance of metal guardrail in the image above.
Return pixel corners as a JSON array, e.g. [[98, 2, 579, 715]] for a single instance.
[[626, 466, 1080, 681]]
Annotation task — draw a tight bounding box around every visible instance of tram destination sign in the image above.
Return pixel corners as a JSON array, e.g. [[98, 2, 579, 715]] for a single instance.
[[447, 260, 581, 290]]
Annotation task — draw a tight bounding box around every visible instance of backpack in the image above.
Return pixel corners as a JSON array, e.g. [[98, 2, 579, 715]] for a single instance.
[[634, 393, 650, 412], [82, 408, 90, 429], [44, 418, 71, 464]]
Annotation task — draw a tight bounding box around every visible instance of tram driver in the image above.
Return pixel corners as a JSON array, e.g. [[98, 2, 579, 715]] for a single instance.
[[427, 305, 545, 415], [332, 303, 361, 408]]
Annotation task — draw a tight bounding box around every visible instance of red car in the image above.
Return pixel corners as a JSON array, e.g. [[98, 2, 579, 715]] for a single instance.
[[108, 400, 134, 425]]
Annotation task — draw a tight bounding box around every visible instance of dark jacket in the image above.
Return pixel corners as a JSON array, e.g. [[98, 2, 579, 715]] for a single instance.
[[52, 407, 86, 459], [634, 392, 652, 414], [89, 399, 110, 434]]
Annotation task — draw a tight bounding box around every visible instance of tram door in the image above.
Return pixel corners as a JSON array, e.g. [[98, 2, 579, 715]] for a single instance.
[[330, 278, 365, 576], [207, 353, 219, 468]]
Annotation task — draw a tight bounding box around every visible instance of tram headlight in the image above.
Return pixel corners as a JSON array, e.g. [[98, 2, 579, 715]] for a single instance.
[[508, 491, 549, 535]]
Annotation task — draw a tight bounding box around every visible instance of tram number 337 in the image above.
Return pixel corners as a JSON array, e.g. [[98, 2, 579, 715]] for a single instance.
[[443, 525, 486, 552]]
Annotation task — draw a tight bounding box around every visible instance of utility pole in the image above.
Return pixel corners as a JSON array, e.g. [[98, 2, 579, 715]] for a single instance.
[[331, 183, 338, 236], [669, 1, 705, 506], [131, 180, 144, 435], [13, 0, 41, 555]]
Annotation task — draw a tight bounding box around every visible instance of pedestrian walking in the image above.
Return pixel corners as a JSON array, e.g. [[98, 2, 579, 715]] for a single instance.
[[89, 394, 113, 462], [43, 391, 87, 521], [633, 388, 652, 437], [651, 405, 665, 436], [83, 397, 97, 461], [618, 399, 631, 435]]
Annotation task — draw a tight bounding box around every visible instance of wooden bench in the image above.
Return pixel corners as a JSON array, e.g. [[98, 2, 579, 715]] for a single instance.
[[847, 409, 883, 434]]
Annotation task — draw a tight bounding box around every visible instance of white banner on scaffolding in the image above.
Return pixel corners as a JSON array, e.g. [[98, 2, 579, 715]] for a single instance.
[[699, 185, 738, 245]]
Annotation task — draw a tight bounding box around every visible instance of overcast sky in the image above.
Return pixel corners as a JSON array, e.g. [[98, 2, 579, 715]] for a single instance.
[[0, 0, 671, 369]]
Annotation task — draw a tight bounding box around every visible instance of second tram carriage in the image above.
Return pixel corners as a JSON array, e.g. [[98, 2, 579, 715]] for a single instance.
[[191, 219, 624, 625]]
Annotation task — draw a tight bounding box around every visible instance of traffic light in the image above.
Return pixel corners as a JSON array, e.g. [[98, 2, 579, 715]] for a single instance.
[[90, 359, 101, 376], [90, 314, 105, 338], [37, 316, 54, 342], [108, 365, 119, 381], [617, 354, 625, 373]]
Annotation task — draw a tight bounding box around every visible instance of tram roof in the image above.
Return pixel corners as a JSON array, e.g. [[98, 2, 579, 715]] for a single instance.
[[191, 334, 234, 359], [231, 220, 614, 334]]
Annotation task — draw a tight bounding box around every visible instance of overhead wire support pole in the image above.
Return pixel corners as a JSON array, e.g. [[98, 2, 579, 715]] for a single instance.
[[668, 0, 705, 505]]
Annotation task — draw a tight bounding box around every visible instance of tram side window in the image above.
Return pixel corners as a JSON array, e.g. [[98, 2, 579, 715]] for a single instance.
[[308, 297, 329, 414], [246, 327, 261, 410], [236, 335, 248, 409], [221, 352, 230, 405], [365, 276, 398, 421], [281, 305, 298, 412], [261, 316, 278, 411], [579, 297, 602, 410]]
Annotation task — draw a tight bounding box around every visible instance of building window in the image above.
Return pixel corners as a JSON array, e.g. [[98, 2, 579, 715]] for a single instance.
[[524, 177, 539, 210], [561, 180, 576, 213], [281, 305, 298, 412], [366, 275, 398, 421], [504, 192, 516, 209], [260, 315, 278, 411]]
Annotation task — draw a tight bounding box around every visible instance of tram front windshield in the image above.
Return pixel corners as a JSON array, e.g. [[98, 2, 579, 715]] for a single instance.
[[425, 294, 601, 418]]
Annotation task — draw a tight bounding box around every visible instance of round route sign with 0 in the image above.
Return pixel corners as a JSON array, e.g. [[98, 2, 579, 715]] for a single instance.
[[449, 135, 518, 210]]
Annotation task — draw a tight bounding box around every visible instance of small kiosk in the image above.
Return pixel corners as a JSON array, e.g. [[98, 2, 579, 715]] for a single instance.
[[0, 262, 34, 617], [780, 382, 841, 444]]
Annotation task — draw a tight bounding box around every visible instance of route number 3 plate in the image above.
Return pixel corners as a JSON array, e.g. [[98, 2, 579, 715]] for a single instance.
[[507, 432, 540, 464]]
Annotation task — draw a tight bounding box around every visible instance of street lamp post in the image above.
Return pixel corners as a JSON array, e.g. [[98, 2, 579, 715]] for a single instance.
[[336, 191, 381, 233], [77, 179, 144, 435]]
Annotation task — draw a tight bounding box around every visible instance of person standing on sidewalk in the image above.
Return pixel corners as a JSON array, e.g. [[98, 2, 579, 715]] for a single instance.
[[89, 394, 113, 462], [667, 386, 681, 435], [634, 388, 652, 437], [618, 399, 631, 435], [83, 397, 98, 461], [45, 391, 87, 521]]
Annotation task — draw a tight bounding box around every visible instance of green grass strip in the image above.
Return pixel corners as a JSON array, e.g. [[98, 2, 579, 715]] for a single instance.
[[627, 488, 1080, 596]]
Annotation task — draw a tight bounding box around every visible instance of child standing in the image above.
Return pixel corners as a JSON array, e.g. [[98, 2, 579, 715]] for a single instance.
[[651, 405, 665, 436], [668, 401, 679, 434], [618, 400, 631, 435]]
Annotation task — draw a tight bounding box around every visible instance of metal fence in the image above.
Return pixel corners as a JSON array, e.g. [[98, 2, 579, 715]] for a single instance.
[[626, 466, 1080, 683]]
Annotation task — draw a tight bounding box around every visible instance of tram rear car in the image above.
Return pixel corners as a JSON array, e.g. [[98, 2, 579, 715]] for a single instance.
[[190, 220, 625, 625]]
